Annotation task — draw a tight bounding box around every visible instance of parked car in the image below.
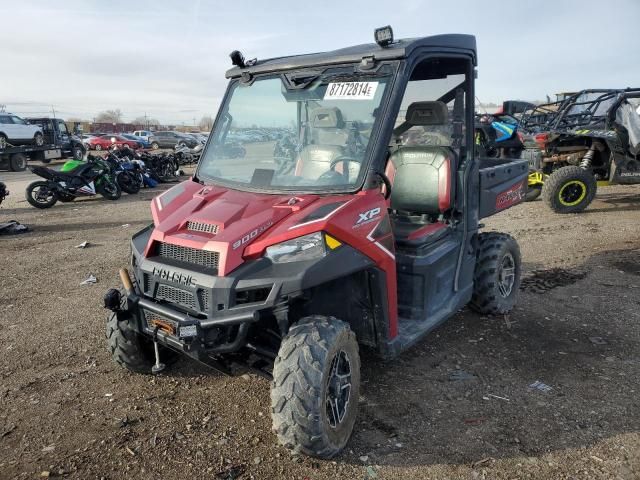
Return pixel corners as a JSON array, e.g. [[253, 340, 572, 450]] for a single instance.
[[185, 132, 207, 144], [121, 133, 151, 149], [87, 134, 141, 151], [132, 130, 153, 142], [0, 113, 44, 149], [148, 131, 198, 149]]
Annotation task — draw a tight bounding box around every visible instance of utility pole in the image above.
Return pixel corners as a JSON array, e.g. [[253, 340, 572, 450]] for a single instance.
[[144, 112, 148, 129], [51, 105, 57, 118]]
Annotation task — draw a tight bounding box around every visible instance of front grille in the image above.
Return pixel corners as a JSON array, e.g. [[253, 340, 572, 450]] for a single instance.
[[187, 221, 219, 235], [199, 289, 210, 311], [144, 311, 177, 334], [143, 273, 151, 293], [156, 284, 197, 310], [157, 242, 219, 270]]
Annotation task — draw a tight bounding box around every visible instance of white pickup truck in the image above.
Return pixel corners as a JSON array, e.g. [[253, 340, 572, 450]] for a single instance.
[[132, 130, 153, 142]]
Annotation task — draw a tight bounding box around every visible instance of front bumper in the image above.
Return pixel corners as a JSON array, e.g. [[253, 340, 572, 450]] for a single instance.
[[120, 225, 373, 356]]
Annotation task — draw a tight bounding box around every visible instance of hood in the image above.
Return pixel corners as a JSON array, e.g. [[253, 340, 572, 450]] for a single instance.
[[147, 180, 322, 275]]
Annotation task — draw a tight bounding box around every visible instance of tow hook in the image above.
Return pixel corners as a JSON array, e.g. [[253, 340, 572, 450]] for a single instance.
[[151, 326, 166, 375]]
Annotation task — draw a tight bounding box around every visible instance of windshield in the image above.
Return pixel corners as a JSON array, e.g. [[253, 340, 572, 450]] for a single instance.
[[197, 69, 392, 192]]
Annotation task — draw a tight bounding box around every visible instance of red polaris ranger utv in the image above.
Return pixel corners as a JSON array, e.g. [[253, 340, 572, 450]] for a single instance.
[[104, 27, 528, 458]]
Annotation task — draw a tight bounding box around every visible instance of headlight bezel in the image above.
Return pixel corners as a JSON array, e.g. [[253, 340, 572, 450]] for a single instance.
[[264, 232, 327, 264]]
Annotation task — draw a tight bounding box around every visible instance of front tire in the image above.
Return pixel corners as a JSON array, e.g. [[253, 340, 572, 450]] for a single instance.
[[151, 142, 159, 150], [34, 132, 44, 146], [72, 145, 85, 160], [25, 181, 58, 209], [470, 232, 521, 315], [106, 312, 176, 374], [97, 178, 122, 200], [95, 144, 103, 151], [271, 316, 360, 458], [542, 166, 597, 214]]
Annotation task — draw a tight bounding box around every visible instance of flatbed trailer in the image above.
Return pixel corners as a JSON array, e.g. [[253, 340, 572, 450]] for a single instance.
[[0, 144, 65, 172]]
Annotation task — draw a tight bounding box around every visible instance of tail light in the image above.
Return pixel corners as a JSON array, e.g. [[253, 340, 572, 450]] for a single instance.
[[517, 132, 524, 144], [534, 133, 549, 149]]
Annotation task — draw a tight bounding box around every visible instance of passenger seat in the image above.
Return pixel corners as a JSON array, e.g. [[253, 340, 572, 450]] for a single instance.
[[387, 101, 454, 246], [295, 108, 348, 179]]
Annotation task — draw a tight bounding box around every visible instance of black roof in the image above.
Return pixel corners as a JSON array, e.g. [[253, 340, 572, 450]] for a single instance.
[[225, 34, 477, 78]]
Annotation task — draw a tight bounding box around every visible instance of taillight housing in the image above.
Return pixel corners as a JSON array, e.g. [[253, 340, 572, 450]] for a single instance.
[[534, 133, 549, 149]]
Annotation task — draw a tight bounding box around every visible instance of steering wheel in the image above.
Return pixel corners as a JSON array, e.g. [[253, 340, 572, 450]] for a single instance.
[[329, 155, 361, 173], [316, 156, 361, 183]]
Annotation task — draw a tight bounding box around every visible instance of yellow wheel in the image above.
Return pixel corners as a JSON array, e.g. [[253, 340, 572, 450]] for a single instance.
[[542, 166, 597, 214], [558, 180, 587, 206]]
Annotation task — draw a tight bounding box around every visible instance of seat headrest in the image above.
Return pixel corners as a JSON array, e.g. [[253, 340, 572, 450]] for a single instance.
[[405, 101, 448, 126], [310, 107, 344, 128]]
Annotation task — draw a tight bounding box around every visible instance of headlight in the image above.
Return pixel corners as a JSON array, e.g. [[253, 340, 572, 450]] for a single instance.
[[265, 232, 326, 263]]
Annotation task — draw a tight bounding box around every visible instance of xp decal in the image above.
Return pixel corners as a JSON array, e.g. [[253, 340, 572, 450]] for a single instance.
[[354, 207, 381, 228]]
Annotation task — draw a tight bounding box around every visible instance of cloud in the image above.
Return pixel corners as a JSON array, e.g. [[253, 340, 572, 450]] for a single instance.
[[1, 0, 639, 123]]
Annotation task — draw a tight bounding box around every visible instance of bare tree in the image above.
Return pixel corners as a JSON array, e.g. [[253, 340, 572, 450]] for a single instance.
[[132, 116, 160, 127], [95, 109, 123, 123], [198, 115, 214, 131]]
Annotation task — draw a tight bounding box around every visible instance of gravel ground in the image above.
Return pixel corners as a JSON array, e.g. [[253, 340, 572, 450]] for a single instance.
[[1, 167, 639, 480]]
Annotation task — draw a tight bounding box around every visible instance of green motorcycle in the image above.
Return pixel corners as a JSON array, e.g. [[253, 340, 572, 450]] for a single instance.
[[25, 157, 121, 209]]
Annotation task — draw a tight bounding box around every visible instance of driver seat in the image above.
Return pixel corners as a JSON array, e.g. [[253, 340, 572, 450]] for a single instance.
[[295, 108, 353, 179], [387, 101, 454, 247]]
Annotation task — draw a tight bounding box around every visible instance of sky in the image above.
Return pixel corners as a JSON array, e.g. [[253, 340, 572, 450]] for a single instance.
[[1, 0, 639, 125]]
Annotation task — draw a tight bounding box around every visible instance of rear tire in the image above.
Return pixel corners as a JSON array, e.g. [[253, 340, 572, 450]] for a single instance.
[[271, 316, 360, 458], [25, 181, 58, 209], [9, 153, 27, 172], [116, 172, 140, 194], [525, 185, 542, 202], [106, 312, 176, 374], [542, 166, 597, 214], [95, 144, 103, 151], [151, 142, 159, 150], [470, 232, 521, 315]]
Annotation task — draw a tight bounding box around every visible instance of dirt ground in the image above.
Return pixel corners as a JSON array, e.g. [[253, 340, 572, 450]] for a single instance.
[[1, 165, 639, 480]]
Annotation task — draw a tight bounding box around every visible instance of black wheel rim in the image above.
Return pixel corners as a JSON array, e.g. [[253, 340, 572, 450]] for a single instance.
[[32, 185, 54, 204], [325, 350, 352, 428], [558, 180, 587, 207], [498, 252, 516, 297], [103, 180, 117, 196]]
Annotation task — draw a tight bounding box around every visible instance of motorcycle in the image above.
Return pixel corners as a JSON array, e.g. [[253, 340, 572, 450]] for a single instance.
[[273, 134, 298, 175], [475, 113, 524, 159], [0, 181, 8, 206], [101, 153, 142, 194], [25, 157, 121, 209], [174, 143, 203, 165]]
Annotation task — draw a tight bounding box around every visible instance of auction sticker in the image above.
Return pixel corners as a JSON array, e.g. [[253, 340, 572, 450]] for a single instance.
[[324, 82, 378, 100]]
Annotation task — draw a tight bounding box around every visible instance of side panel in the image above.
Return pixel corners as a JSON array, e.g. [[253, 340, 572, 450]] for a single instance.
[[478, 158, 528, 218]]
